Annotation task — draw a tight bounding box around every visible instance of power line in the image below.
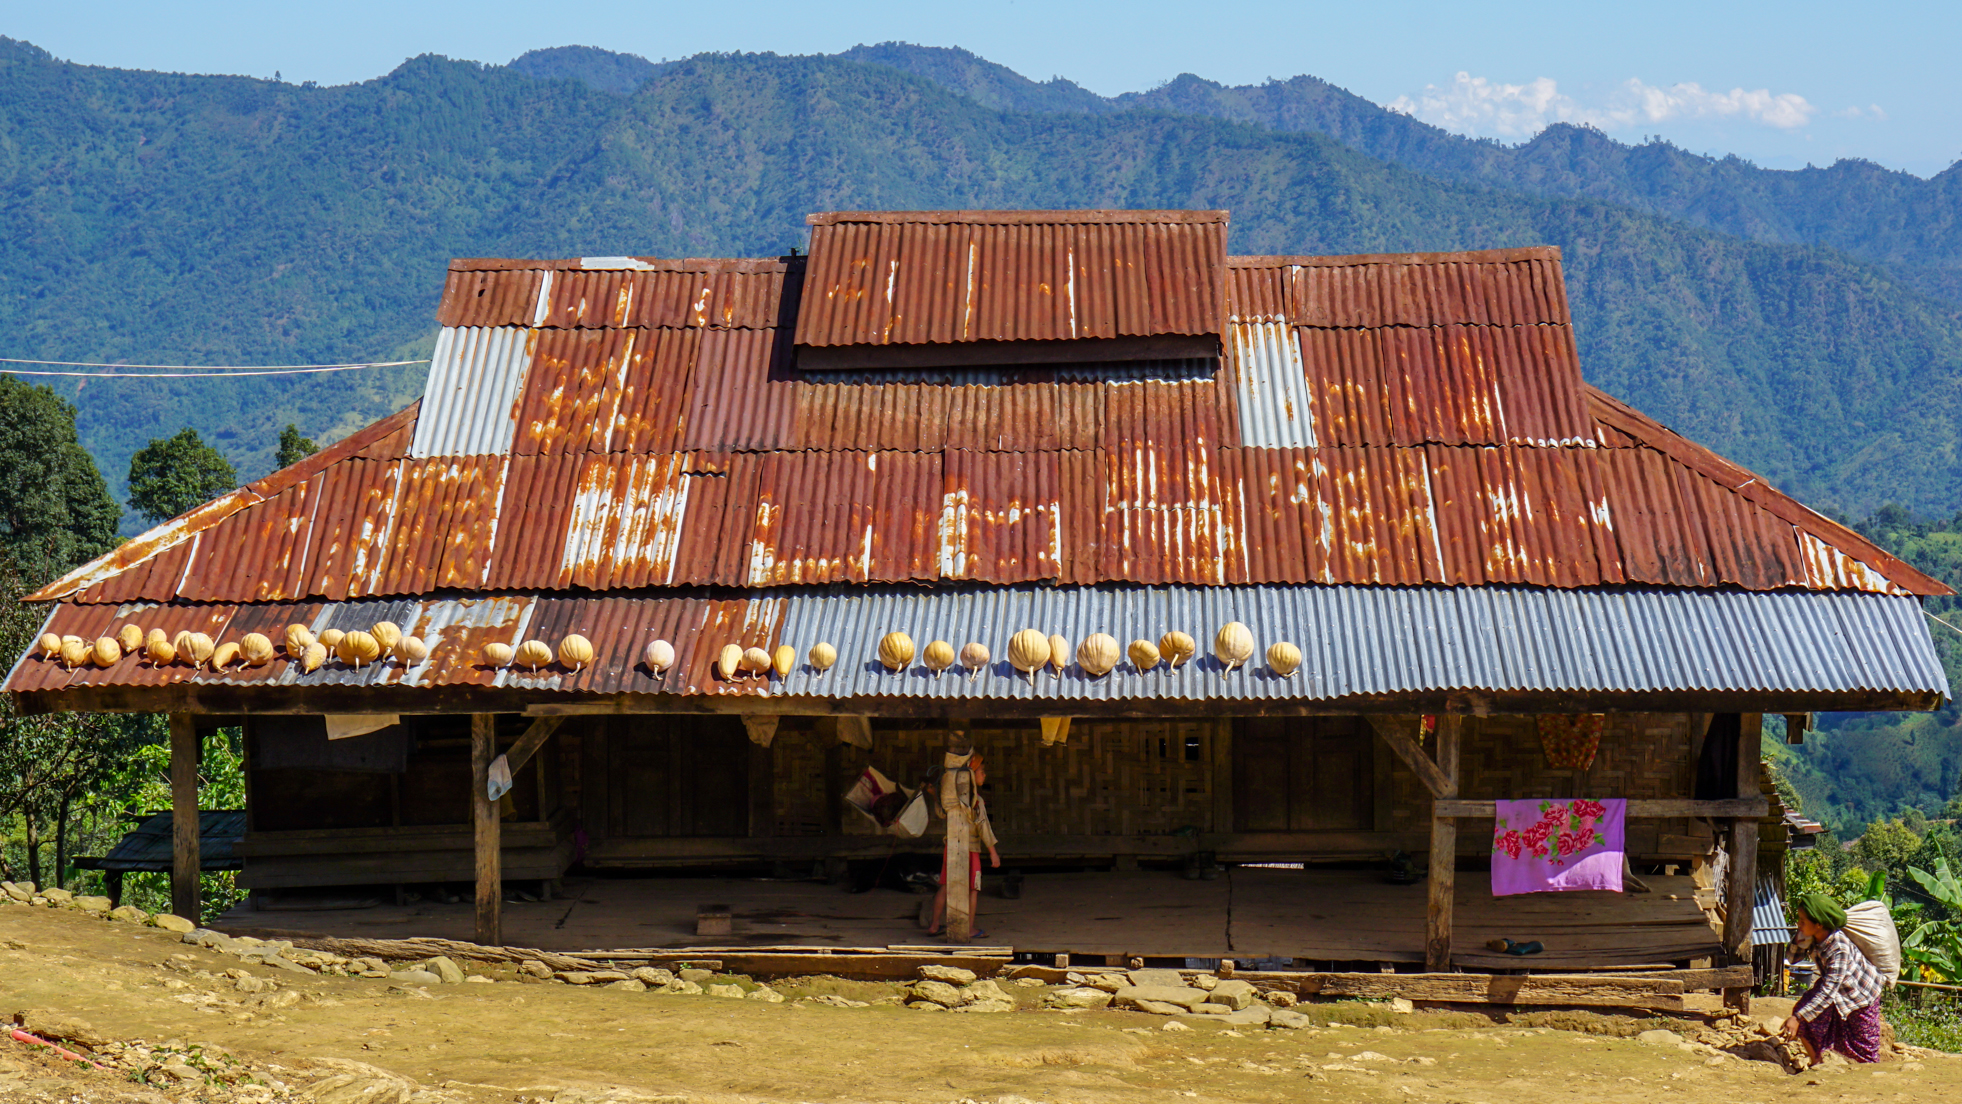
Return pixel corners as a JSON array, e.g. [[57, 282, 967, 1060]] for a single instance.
[[0, 358, 428, 379]]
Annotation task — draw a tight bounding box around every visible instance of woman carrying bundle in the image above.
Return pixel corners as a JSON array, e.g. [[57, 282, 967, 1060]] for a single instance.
[[1780, 892, 1885, 1065]]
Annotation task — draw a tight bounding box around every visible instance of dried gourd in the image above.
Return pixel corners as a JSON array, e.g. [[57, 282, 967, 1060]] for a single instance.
[[339, 630, 383, 669], [318, 628, 346, 650], [210, 641, 240, 670], [1267, 640, 1302, 677], [184, 633, 215, 668], [171, 629, 192, 656], [808, 642, 837, 674], [117, 624, 144, 653], [1159, 631, 1196, 669], [514, 639, 553, 672], [482, 641, 515, 668], [1047, 634, 1070, 679], [146, 638, 175, 666], [1214, 621, 1254, 678], [716, 644, 744, 680], [558, 634, 595, 671], [395, 636, 430, 665], [91, 637, 122, 667], [59, 638, 89, 669], [643, 639, 675, 674], [1007, 629, 1049, 684], [923, 640, 956, 677], [877, 632, 916, 673], [146, 627, 169, 647], [741, 646, 772, 676], [283, 623, 314, 658], [1076, 633, 1119, 677], [1128, 638, 1161, 673], [300, 642, 327, 673], [239, 633, 275, 666], [772, 644, 796, 679], [61, 634, 84, 648], [959, 642, 991, 681], [371, 621, 403, 652], [37, 632, 61, 658]]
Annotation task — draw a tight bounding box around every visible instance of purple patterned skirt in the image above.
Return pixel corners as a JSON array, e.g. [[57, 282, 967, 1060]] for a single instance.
[[1797, 992, 1883, 1063]]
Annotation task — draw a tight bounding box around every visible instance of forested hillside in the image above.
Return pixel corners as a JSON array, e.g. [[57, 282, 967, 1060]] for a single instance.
[[3, 37, 1961, 526]]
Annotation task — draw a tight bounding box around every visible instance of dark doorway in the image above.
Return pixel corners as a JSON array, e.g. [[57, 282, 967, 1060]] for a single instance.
[[1233, 716, 1373, 831], [607, 715, 751, 837]]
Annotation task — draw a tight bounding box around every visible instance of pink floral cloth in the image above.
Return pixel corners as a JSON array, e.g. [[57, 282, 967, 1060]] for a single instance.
[[1490, 798, 1625, 896]]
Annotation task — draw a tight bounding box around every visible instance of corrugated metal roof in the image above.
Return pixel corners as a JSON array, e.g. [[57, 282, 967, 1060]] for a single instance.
[[795, 210, 1228, 348], [1753, 872, 1793, 942], [22, 215, 1952, 613], [86, 810, 244, 872], [9, 585, 1947, 704]]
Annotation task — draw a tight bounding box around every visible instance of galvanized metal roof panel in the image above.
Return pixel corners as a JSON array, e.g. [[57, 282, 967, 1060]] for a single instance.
[[11, 586, 1947, 703], [410, 327, 534, 458]]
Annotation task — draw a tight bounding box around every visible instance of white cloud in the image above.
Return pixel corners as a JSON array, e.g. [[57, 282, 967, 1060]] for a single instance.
[[1387, 72, 1820, 138]]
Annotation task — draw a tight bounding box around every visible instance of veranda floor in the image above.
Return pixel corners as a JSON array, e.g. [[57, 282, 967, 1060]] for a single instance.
[[220, 868, 1720, 972]]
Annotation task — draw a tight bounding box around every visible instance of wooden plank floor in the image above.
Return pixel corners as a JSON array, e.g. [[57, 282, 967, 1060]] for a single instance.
[[1231, 869, 1719, 969], [222, 868, 1719, 969]]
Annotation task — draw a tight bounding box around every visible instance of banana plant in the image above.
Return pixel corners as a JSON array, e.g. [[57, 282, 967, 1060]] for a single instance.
[[1904, 859, 1962, 982]]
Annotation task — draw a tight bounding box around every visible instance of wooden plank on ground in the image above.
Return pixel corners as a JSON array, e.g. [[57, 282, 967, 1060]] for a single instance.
[[1240, 970, 1686, 1010]]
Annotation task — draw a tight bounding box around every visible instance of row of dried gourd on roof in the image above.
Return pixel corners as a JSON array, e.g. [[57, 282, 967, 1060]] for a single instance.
[[36, 622, 432, 673], [653, 623, 1305, 685]]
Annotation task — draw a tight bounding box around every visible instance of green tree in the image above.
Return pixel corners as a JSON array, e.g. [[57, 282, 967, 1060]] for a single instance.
[[274, 423, 318, 469], [126, 428, 238, 524], [0, 376, 120, 585]]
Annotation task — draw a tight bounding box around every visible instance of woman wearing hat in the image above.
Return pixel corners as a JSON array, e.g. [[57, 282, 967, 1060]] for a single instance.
[[1780, 891, 1884, 1065]]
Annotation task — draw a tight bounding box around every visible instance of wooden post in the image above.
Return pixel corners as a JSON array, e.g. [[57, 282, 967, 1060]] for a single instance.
[[944, 723, 973, 942], [472, 714, 501, 946], [1722, 715, 1762, 1010], [1425, 715, 1462, 973], [169, 714, 200, 923]]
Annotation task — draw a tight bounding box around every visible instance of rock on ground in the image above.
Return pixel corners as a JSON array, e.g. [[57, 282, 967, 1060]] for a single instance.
[[910, 980, 963, 1007], [11, 1008, 109, 1048], [1208, 980, 1256, 1010], [1049, 987, 1112, 1010], [149, 913, 195, 934], [919, 965, 977, 985], [424, 956, 465, 984], [707, 984, 745, 999], [1112, 984, 1210, 1011]]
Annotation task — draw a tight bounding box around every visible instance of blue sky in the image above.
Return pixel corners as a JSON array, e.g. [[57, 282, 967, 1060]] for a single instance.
[[9, 0, 1958, 176]]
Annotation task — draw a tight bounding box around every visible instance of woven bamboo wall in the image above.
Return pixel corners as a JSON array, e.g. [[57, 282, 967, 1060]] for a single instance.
[[1385, 713, 1703, 858], [771, 719, 1223, 840]]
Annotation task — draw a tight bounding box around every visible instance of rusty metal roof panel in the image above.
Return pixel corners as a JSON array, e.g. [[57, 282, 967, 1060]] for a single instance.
[[796, 211, 1228, 348], [1226, 321, 1316, 448], [1284, 249, 1571, 329]]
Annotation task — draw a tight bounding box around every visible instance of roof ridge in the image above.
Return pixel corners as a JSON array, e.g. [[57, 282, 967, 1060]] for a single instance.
[[22, 402, 421, 604], [1584, 386, 1948, 596], [1229, 246, 1562, 268]]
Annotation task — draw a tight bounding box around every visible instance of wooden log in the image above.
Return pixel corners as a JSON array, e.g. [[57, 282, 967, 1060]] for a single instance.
[[945, 786, 973, 942], [1425, 715, 1461, 973], [1367, 715, 1456, 798], [169, 714, 200, 923], [1432, 798, 1768, 819], [471, 714, 500, 946], [1264, 971, 1686, 1010], [501, 716, 564, 775], [1722, 715, 1763, 1011]]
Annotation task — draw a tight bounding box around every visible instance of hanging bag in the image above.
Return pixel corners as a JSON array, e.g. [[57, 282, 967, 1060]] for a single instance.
[[1841, 900, 1902, 985]]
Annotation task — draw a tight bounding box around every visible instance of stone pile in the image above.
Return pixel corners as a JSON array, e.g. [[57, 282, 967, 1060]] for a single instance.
[[1039, 967, 1313, 1028]]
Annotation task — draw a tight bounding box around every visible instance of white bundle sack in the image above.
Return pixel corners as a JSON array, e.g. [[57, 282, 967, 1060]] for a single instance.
[[1841, 900, 1902, 986]]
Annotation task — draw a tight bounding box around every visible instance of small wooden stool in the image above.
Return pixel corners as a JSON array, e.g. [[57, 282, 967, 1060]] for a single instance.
[[696, 903, 732, 938]]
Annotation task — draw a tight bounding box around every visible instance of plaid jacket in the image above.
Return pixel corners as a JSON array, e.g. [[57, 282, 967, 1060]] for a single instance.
[[1796, 929, 1883, 1022]]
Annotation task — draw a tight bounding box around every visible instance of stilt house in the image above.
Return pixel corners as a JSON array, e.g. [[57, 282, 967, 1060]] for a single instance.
[[7, 210, 1950, 985]]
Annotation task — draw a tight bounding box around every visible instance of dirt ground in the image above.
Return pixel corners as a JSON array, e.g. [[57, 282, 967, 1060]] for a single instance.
[[0, 903, 1953, 1104]]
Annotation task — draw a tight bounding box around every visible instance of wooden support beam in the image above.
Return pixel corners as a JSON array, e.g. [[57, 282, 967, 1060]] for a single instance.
[[1433, 797, 1768, 819], [471, 714, 501, 946], [1426, 715, 1462, 973], [169, 714, 200, 923], [1722, 715, 1763, 1009], [944, 724, 973, 943], [1367, 715, 1456, 798], [501, 716, 564, 776]]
